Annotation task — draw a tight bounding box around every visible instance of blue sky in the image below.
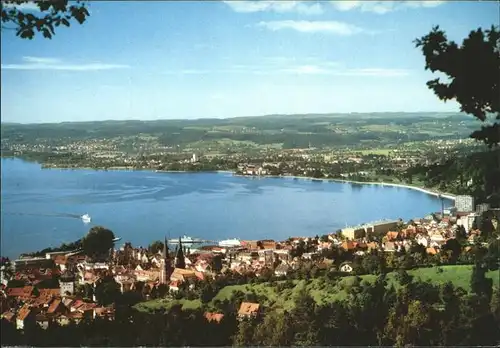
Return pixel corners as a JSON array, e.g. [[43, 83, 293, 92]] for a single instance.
[[1, 1, 498, 123]]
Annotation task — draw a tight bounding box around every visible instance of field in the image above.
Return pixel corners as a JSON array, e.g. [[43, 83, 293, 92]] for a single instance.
[[134, 265, 500, 313]]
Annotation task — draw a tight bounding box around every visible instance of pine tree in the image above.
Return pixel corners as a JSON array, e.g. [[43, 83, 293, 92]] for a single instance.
[[470, 262, 493, 301], [175, 237, 186, 269]]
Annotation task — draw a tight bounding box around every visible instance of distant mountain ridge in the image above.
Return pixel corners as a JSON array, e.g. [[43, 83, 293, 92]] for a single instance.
[[1, 111, 468, 126]]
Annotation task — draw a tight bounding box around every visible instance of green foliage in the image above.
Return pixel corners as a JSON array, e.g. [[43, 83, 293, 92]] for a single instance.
[[415, 26, 500, 147], [2, 264, 500, 347], [24, 239, 82, 257], [94, 276, 121, 306], [470, 262, 493, 301], [408, 148, 500, 206], [81, 226, 115, 260], [148, 240, 164, 254], [1, 1, 90, 40]]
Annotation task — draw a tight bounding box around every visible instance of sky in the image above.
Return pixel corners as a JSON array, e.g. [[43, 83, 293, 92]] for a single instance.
[[1, 1, 498, 123]]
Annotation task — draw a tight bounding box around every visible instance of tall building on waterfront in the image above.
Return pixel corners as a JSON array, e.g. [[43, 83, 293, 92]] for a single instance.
[[455, 195, 475, 212]]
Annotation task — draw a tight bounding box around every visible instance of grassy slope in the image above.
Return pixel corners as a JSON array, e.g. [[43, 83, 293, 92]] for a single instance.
[[134, 265, 499, 312]]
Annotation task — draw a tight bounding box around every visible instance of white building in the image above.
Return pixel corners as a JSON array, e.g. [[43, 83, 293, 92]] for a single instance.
[[455, 195, 475, 212], [457, 212, 480, 233]]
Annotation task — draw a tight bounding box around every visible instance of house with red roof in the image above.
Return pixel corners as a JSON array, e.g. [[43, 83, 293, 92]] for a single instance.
[[204, 312, 224, 323], [237, 302, 260, 319]]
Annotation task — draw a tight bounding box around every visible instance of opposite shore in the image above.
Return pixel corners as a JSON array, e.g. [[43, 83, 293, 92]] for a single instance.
[[20, 160, 457, 202], [234, 174, 456, 201]]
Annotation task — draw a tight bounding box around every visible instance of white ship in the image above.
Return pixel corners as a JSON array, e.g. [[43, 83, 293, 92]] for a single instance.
[[168, 235, 203, 244], [218, 238, 241, 248], [81, 214, 91, 224]]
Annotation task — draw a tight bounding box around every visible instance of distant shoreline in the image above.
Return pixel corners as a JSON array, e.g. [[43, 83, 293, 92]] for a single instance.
[[6, 158, 456, 201], [234, 174, 457, 201]]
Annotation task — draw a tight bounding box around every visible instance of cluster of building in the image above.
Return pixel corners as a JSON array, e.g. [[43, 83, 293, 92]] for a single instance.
[[1, 253, 115, 330], [2, 194, 497, 329]]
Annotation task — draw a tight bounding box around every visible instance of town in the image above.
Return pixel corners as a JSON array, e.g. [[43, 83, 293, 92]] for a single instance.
[[2, 193, 498, 333], [1, 0, 499, 345]]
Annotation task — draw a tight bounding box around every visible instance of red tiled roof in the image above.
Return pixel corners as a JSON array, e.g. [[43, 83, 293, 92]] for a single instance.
[[238, 302, 260, 316], [71, 300, 84, 310], [204, 312, 224, 323], [17, 304, 32, 321], [47, 298, 62, 314], [426, 247, 438, 255], [77, 303, 96, 312], [39, 288, 60, 299], [341, 241, 357, 250], [386, 231, 399, 241], [6, 286, 33, 299]]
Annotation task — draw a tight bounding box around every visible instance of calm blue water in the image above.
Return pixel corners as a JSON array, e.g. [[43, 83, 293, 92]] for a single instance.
[[1, 158, 452, 259]]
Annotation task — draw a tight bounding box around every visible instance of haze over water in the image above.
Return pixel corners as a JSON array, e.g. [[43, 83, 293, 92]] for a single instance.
[[1, 158, 452, 259]]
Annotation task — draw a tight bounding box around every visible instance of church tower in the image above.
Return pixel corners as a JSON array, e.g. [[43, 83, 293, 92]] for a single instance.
[[174, 237, 186, 269], [59, 269, 75, 296], [160, 236, 172, 284]]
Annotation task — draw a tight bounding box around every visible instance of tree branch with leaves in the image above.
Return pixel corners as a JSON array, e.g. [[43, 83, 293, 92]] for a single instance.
[[415, 25, 500, 147], [1, 0, 89, 39]]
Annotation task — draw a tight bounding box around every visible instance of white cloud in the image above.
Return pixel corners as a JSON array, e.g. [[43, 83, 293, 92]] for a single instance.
[[22, 56, 61, 64], [404, 1, 445, 8], [331, 0, 362, 11], [338, 68, 411, 77], [2, 2, 40, 12], [282, 65, 329, 74], [330, 0, 445, 14], [257, 20, 368, 35], [163, 69, 210, 75], [280, 65, 410, 77], [1, 57, 130, 71], [224, 1, 324, 15]]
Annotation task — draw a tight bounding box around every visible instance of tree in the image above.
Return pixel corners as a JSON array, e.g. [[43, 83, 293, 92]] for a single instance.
[[470, 262, 493, 301], [441, 238, 462, 263], [415, 26, 500, 147], [291, 286, 320, 346], [484, 239, 500, 270], [174, 238, 186, 269], [232, 319, 256, 346], [82, 226, 115, 260], [148, 240, 164, 254], [94, 277, 121, 306], [1, 1, 90, 40], [455, 225, 467, 242], [210, 254, 223, 274]]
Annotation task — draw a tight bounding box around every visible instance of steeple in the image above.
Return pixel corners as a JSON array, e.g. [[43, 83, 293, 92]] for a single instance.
[[175, 237, 186, 269], [162, 236, 169, 259]]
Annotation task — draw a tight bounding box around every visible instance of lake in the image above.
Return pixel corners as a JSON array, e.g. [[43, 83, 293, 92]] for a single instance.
[[0, 158, 452, 259]]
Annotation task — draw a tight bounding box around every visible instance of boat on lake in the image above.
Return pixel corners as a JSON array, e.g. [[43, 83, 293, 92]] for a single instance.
[[218, 238, 241, 248], [81, 214, 91, 224], [168, 235, 203, 244]]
